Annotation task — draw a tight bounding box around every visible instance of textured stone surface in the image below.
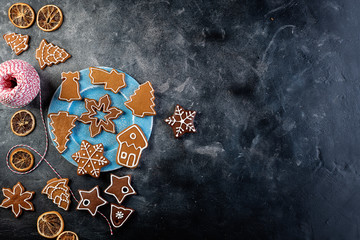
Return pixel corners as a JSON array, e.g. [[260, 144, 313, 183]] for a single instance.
[[0, 0, 359, 239]]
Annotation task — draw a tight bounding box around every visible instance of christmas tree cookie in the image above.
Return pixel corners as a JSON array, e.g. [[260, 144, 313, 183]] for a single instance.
[[124, 81, 156, 118], [35, 39, 71, 70], [48, 111, 78, 153], [3, 33, 29, 55]]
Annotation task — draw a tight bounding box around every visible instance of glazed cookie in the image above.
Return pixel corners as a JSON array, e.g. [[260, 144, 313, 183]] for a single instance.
[[116, 124, 148, 169], [42, 178, 71, 211], [3, 33, 29, 55], [110, 204, 134, 228], [0, 182, 34, 218], [104, 175, 136, 204], [71, 140, 110, 178], [79, 94, 123, 137], [164, 105, 196, 138], [89, 67, 126, 94], [59, 71, 81, 102], [35, 39, 71, 70], [76, 186, 107, 216], [48, 111, 78, 153], [124, 81, 156, 117]]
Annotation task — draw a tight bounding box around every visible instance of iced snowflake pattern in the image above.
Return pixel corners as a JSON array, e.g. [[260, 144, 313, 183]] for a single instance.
[[71, 140, 110, 178], [164, 105, 196, 138], [116, 211, 124, 219]]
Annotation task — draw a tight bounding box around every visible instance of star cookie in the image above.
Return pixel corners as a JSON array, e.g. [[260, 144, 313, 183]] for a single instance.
[[89, 67, 126, 94], [76, 186, 107, 216], [110, 204, 134, 228], [71, 140, 110, 178], [79, 94, 123, 137], [104, 175, 136, 204], [0, 182, 34, 218], [164, 105, 196, 138]]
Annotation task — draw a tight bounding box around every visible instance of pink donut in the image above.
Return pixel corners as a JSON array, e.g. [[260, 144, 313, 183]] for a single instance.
[[0, 59, 40, 108]]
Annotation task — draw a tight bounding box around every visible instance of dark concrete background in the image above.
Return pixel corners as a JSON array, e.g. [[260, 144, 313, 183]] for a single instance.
[[0, 0, 359, 239]]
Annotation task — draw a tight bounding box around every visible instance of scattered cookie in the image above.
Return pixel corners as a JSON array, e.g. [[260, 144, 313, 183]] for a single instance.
[[42, 178, 71, 211], [89, 67, 126, 94], [104, 175, 136, 204], [8, 3, 35, 29], [124, 81, 156, 117], [37, 211, 64, 238], [110, 204, 134, 228], [164, 105, 196, 138], [10, 148, 34, 172], [10, 109, 35, 137], [3, 33, 29, 55], [59, 71, 81, 102], [116, 124, 148, 169], [0, 182, 34, 218], [37, 5, 63, 32], [48, 111, 78, 153], [76, 186, 107, 216], [79, 94, 123, 137], [71, 140, 110, 178], [35, 39, 71, 70]]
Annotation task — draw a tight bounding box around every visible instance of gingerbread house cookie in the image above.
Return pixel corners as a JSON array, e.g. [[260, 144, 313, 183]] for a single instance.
[[116, 124, 148, 169]]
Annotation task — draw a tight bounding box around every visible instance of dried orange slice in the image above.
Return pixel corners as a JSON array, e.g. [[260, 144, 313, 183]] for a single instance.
[[10, 110, 35, 137], [57, 231, 79, 240], [37, 211, 64, 239], [37, 5, 63, 32], [8, 3, 35, 29], [10, 148, 34, 172]]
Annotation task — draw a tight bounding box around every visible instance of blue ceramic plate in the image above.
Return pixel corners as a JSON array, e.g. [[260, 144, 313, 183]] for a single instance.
[[47, 67, 153, 171]]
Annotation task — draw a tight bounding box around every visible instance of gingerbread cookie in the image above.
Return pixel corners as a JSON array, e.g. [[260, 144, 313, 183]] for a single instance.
[[0, 182, 34, 218], [76, 186, 107, 216], [71, 140, 110, 178], [110, 204, 134, 228], [42, 178, 71, 211], [116, 124, 148, 169], [3, 33, 29, 55], [35, 39, 71, 70], [79, 94, 123, 137], [104, 175, 136, 204], [124, 81, 156, 117], [89, 67, 126, 94], [48, 111, 78, 153], [164, 105, 196, 138], [59, 71, 81, 102]]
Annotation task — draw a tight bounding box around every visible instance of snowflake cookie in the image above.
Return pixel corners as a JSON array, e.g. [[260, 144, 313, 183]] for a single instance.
[[71, 140, 110, 178], [0, 182, 34, 218], [164, 105, 196, 138]]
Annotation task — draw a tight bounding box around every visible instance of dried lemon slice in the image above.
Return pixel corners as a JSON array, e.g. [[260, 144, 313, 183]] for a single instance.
[[37, 5, 63, 32], [8, 3, 35, 29], [37, 211, 64, 239], [10, 110, 35, 137], [57, 231, 79, 240], [10, 148, 34, 172]]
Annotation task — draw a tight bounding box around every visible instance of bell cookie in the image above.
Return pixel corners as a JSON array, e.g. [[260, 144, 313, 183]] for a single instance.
[[76, 186, 107, 216], [79, 94, 123, 138], [48, 111, 78, 153], [0, 182, 34, 218], [89, 67, 126, 94], [124, 81, 156, 118], [104, 174, 136, 204], [35, 39, 71, 70], [59, 71, 81, 102], [116, 124, 148, 169], [71, 140, 110, 178], [42, 178, 71, 211], [110, 204, 134, 228], [164, 105, 196, 138], [3, 33, 29, 55]]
